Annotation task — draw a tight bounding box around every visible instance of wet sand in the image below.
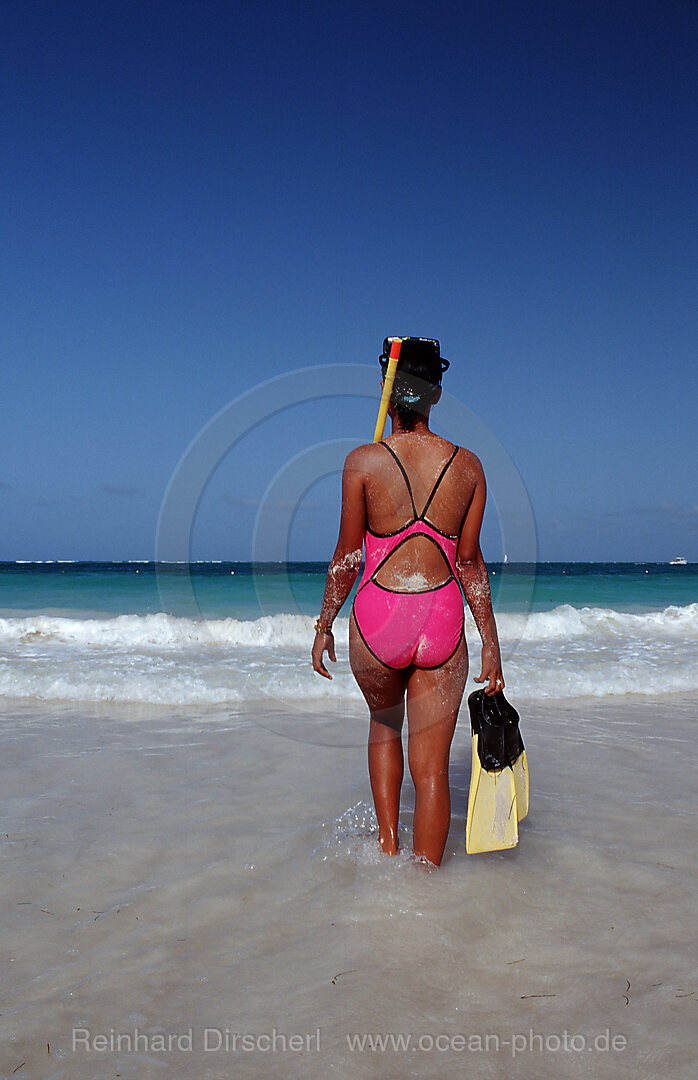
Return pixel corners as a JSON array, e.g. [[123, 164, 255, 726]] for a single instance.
[[1, 693, 696, 1079]]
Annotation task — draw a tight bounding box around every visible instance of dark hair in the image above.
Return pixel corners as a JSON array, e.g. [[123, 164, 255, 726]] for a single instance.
[[379, 337, 449, 431]]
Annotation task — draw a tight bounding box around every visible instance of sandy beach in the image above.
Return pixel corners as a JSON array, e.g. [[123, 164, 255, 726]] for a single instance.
[[1, 691, 695, 1079]]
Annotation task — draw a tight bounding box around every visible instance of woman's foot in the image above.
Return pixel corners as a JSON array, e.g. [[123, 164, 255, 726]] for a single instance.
[[411, 852, 439, 871], [378, 833, 399, 856]]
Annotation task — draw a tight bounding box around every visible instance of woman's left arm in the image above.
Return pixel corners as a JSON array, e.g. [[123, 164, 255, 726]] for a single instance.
[[312, 448, 367, 679]]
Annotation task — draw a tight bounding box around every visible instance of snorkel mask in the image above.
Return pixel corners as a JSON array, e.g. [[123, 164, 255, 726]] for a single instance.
[[378, 337, 450, 403], [378, 336, 450, 383]]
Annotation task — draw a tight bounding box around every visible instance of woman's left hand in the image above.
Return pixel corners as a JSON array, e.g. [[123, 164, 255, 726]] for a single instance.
[[474, 643, 504, 696], [312, 631, 336, 679]]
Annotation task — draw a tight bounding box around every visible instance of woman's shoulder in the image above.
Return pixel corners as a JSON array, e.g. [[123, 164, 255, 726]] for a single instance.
[[342, 441, 384, 478], [344, 441, 386, 465], [419, 436, 482, 476], [453, 444, 484, 474]]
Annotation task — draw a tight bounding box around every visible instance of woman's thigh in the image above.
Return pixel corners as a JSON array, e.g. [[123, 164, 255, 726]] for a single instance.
[[406, 633, 469, 765], [349, 608, 408, 730]]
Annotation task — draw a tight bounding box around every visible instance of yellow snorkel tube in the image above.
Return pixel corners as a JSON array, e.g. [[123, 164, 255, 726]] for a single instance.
[[373, 337, 402, 442]]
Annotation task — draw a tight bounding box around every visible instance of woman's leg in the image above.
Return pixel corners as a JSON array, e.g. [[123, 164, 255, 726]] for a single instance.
[[406, 635, 468, 865], [367, 718, 404, 855], [349, 610, 408, 854]]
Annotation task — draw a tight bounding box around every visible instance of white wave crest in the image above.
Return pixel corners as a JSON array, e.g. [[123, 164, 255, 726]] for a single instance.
[[0, 612, 329, 650], [1, 603, 696, 652], [496, 603, 698, 642]]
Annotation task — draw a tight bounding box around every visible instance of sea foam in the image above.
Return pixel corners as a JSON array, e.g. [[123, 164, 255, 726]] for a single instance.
[[0, 605, 696, 705]]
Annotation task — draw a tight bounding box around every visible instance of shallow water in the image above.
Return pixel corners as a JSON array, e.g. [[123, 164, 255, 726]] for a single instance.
[[2, 694, 695, 1079]]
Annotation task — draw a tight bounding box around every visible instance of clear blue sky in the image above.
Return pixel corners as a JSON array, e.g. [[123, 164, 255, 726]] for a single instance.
[[2, 0, 696, 562]]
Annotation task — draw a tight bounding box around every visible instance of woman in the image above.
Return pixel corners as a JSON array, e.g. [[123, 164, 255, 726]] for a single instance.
[[311, 337, 504, 867]]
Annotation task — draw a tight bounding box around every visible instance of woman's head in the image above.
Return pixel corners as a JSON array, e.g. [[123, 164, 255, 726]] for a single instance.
[[379, 336, 449, 431]]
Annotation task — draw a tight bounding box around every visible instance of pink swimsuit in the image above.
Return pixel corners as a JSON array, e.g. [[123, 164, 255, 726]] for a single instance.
[[352, 442, 465, 669]]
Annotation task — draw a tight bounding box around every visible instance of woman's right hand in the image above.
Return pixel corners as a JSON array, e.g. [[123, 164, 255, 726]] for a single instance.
[[312, 631, 336, 680], [474, 643, 504, 696]]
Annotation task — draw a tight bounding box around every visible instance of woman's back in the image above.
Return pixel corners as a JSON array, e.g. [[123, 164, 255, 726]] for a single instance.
[[360, 432, 479, 593]]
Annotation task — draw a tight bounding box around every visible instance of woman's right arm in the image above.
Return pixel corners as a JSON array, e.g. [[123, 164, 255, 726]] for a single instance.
[[455, 458, 504, 694], [311, 448, 366, 679]]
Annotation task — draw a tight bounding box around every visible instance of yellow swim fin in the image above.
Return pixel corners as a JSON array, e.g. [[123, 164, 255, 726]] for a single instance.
[[466, 689, 529, 854], [466, 735, 518, 853], [512, 749, 529, 822]]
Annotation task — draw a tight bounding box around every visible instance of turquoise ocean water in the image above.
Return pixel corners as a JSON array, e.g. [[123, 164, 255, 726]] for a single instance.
[[2, 560, 696, 618]]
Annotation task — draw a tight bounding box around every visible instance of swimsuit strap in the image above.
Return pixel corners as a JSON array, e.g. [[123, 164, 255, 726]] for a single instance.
[[379, 442, 417, 518], [380, 441, 459, 521], [420, 445, 460, 519]]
